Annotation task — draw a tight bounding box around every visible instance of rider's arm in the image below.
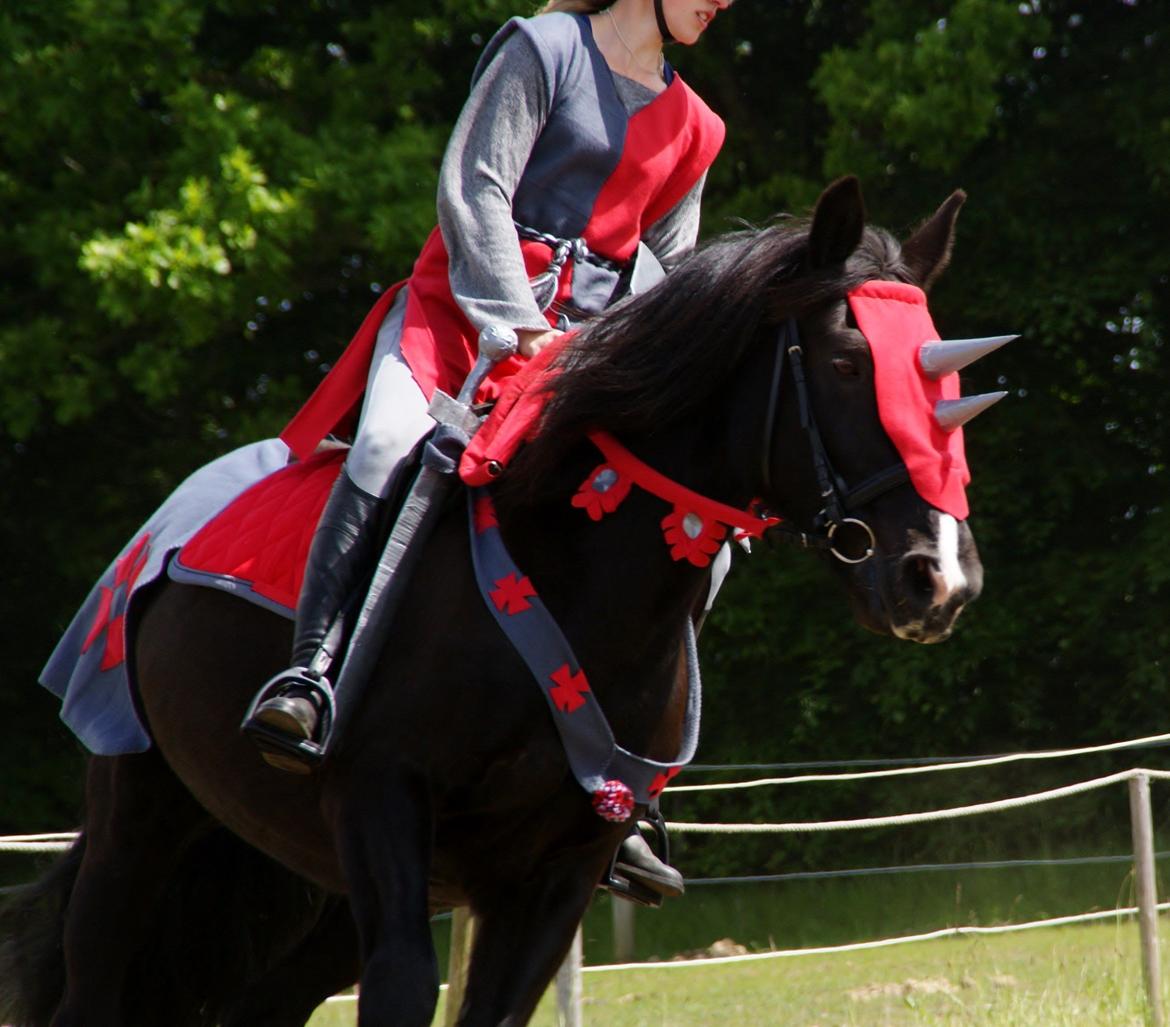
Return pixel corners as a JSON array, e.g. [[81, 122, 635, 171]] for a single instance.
[[437, 32, 553, 345]]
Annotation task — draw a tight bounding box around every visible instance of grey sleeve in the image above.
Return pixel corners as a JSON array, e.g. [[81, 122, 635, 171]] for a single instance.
[[640, 170, 707, 270], [437, 32, 553, 334]]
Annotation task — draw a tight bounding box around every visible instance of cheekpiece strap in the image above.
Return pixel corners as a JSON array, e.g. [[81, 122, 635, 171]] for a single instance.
[[469, 489, 701, 822]]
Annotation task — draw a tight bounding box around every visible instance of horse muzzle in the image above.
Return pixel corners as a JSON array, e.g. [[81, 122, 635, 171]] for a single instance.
[[890, 514, 983, 643], [846, 512, 983, 644]]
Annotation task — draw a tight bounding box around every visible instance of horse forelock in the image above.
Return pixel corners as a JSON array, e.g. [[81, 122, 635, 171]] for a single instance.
[[510, 220, 910, 484]]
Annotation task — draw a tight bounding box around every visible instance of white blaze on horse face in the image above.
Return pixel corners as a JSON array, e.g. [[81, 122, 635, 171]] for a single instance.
[[890, 511, 970, 642], [935, 512, 967, 600]]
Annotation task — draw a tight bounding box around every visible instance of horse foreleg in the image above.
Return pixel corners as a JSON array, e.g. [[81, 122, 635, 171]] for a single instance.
[[328, 771, 438, 1027], [51, 751, 210, 1027], [455, 852, 606, 1027], [221, 895, 360, 1027]]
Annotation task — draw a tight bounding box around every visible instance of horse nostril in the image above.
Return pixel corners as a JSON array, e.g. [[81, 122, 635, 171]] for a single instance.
[[904, 554, 940, 601]]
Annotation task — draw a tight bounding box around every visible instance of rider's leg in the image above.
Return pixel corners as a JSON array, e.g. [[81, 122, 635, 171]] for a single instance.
[[243, 290, 433, 769]]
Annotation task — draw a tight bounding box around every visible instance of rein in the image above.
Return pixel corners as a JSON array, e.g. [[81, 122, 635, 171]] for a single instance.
[[761, 318, 911, 564]]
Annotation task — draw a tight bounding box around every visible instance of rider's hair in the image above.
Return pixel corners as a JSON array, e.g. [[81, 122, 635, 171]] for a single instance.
[[537, 1, 610, 13]]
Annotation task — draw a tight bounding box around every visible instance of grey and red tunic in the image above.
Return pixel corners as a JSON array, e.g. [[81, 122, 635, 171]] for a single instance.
[[282, 12, 725, 461]]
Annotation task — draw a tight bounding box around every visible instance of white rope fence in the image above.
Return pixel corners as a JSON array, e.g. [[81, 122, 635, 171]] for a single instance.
[[671, 730, 1170, 792], [0, 833, 78, 853], [584, 902, 1170, 972], [5, 732, 1168, 851], [9, 768, 1170, 851], [5, 735, 1170, 1024], [319, 902, 1170, 1020], [666, 767, 1170, 834]]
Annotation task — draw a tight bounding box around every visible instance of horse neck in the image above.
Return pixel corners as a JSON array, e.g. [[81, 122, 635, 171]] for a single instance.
[[494, 415, 754, 759]]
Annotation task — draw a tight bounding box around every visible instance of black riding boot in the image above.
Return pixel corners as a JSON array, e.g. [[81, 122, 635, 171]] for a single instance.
[[614, 831, 685, 899], [242, 470, 384, 773], [606, 812, 685, 907]]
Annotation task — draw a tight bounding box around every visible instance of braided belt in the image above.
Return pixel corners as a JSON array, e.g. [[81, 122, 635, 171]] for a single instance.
[[513, 222, 627, 275]]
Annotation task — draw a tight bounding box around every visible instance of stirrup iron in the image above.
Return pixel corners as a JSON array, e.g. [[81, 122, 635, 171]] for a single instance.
[[241, 667, 337, 771], [602, 810, 676, 909]]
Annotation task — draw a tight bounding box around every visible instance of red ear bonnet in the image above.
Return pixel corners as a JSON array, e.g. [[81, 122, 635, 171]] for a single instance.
[[847, 280, 970, 520]]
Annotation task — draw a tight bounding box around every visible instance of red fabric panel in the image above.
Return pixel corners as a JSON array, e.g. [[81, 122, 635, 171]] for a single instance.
[[847, 280, 970, 520], [398, 228, 548, 402], [280, 284, 405, 462], [458, 332, 573, 486], [282, 233, 565, 460], [178, 450, 346, 611], [585, 76, 725, 262]]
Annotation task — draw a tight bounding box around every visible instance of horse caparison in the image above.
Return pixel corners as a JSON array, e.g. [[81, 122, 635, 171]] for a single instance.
[[1, 178, 984, 1026]]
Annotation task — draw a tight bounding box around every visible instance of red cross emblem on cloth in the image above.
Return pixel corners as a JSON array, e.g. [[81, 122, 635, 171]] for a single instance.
[[81, 532, 151, 672], [489, 573, 537, 615], [548, 664, 590, 714]]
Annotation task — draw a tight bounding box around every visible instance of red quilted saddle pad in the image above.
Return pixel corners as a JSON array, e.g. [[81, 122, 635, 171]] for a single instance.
[[177, 449, 345, 612]]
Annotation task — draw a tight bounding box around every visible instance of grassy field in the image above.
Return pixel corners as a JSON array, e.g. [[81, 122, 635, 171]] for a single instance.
[[415, 856, 1159, 974], [6, 835, 1162, 1023], [308, 918, 1164, 1025], [301, 858, 1168, 1024]]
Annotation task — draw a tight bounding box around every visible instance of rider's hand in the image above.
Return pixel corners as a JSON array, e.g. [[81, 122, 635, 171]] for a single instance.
[[516, 328, 560, 358]]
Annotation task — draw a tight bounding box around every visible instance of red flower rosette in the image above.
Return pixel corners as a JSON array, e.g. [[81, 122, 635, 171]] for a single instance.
[[591, 780, 635, 823], [660, 505, 726, 566], [572, 463, 632, 522]]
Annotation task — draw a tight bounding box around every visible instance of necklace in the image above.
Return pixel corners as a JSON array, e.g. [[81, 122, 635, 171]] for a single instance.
[[605, 8, 665, 79]]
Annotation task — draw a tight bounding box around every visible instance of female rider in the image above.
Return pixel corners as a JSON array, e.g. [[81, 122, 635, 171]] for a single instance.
[[243, 0, 732, 901]]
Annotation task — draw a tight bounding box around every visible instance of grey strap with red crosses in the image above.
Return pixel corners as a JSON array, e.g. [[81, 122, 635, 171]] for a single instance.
[[468, 488, 701, 822]]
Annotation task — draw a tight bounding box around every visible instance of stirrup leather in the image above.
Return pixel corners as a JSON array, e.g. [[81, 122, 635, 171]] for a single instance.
[[241, 668, 337, 769]]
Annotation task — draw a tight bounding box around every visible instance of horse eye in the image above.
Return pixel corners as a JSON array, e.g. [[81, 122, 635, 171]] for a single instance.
[[832, 356, 859, 377]]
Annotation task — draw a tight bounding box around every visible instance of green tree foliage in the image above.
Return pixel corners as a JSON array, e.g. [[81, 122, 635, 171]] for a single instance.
[[2, 1, 1167, 876]]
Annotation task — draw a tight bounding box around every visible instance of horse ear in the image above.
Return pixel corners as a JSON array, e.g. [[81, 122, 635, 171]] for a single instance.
[[901, 189, 967, 291], [806, 176, 867, 269]]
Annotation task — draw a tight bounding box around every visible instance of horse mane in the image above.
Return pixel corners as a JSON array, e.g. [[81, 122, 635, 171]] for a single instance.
[[508, 219, 910, 484]]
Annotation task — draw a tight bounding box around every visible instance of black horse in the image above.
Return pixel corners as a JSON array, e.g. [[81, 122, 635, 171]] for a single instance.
[[1, 178, 990, 1026]]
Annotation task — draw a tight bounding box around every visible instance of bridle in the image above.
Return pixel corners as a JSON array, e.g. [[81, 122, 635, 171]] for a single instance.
[[760, 318, 912, 565]]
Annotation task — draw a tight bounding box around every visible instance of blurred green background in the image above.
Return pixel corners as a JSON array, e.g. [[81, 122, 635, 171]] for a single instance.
[[2, 0, 1167, 890]]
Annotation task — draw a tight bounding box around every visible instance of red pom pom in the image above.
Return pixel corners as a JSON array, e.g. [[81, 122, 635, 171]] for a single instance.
[[592, 780, 635, 823]]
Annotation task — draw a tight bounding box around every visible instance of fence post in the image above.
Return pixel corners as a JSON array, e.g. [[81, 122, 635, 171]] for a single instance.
[[445, 907, 476, 1027], [554, 924, 584, 1027], [612, 895, 635, 963], [1130, 772, 1165, 1027]]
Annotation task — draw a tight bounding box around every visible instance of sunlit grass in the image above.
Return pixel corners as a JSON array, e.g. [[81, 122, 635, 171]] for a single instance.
[[308, 918, 1165, 1026]]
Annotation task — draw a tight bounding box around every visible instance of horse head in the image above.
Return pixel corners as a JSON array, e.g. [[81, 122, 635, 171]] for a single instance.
[[758, 177, 1008, 643], [509, 178, 1009, 645]]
